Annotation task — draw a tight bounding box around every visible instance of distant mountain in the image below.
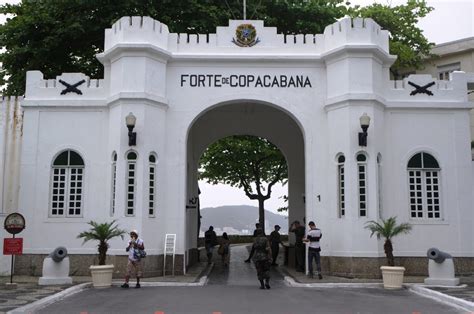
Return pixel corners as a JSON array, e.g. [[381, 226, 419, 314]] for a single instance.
[[200, 205, 288, 235]]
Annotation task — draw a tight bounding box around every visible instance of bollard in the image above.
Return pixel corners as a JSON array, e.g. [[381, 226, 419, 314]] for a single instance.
[[39, 247, 72, 285], [424, 247, 459, 286], [49, 246, 68, 263]]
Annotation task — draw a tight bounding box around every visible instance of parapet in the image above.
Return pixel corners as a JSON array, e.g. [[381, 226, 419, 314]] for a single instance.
[[25, 71, 106, 102], [323, 18, 390, 53], [101, 16, 391, 56], [104, 16, 170, 51], [384, 72, 472, 106]]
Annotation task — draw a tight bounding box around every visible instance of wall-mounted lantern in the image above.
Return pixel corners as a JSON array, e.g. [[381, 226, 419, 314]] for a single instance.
[[125, 112, 137, 146], [358, 113, 371, 147]]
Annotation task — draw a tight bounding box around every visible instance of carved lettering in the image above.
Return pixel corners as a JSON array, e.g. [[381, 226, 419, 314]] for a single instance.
[[179, 74, 313, 88]]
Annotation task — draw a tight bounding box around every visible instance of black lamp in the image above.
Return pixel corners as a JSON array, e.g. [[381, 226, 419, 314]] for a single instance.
[[358, 113, 370, 147], [125, 112, 137, 146]]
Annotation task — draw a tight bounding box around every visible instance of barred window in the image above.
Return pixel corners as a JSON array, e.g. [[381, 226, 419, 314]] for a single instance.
[[50, 150, 84, 217], [110, 152, 117, 216], [377, 153, 382, 216], [337, 154, 345, 218], [126, 151, 137, 216], [148, 154, 157, 217], [357, 153, 368, 217], [407, 152, 441, 219]]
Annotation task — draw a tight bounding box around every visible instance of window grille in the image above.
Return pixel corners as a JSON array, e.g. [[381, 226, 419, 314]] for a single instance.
[[148, 154, 157, 216], [126, 151, 137, 216], [407, 152, 441, 219], [110, 152, 117, 216], [357, 153, 368, 217], [50, 150, 84, 217], [337, 154, 345, 217]]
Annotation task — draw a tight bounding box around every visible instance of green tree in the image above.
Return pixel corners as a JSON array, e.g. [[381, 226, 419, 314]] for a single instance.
[[364, 217, 412, 266], [348, 0, 434, 79], [77, 220, 127, 265], [0, 0, 347, 95], [199, 135, 287, 234]]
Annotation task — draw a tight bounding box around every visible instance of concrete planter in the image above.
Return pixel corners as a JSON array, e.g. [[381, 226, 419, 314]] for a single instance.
[[380, 266, 405, 289], [90, 265, 114, 288]]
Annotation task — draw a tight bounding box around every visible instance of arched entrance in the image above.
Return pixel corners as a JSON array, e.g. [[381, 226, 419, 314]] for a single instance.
[[184, 100, 306, 267]]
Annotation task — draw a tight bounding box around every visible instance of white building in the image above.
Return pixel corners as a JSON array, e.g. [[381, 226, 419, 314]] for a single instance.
[[1, 17, 473, 277]]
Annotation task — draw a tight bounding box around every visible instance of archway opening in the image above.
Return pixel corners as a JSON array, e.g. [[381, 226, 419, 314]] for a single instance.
[[199, 134, 289, 237], [185, 101, 305, 268]]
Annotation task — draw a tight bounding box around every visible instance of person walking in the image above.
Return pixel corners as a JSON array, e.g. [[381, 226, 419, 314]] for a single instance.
[[204, 226, 218, 264], [304, 221, 323, 279], [121, 230, 145, 288], [252, 229, 272, 289], [290, 220, 306, 272], [218, 232, 231, 267], [269, 225, 282, 266], [244, 223, 263, 263]]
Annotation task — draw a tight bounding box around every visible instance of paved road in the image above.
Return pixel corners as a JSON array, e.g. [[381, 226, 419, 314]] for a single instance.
[[38, 245, 465, 314]]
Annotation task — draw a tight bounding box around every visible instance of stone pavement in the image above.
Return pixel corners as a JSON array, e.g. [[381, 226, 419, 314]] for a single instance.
[[1, 244, 473, 313], [0, 261, 209, 313]]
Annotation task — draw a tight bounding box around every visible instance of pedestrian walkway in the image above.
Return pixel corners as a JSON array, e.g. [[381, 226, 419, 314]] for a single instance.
[[207, 244, 284, 289], [2, 244, 473, 313], [0, 260, 208, 313]]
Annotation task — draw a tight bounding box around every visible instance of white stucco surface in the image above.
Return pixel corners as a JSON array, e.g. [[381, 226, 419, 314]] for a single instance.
[[1, 16, 473, 274]]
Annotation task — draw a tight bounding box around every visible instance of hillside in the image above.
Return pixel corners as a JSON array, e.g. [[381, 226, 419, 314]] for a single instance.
[[200, 205, 288, 235]]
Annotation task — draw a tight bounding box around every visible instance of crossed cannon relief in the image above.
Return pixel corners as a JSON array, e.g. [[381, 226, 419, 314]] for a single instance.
[[408, 81, 435, 96], [59, 79, 86, 95]]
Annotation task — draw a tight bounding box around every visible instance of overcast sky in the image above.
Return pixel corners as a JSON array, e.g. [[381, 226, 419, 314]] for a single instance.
[[1, 0, 472, 213]]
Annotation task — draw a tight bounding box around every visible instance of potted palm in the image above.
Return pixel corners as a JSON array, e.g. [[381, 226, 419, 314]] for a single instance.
[[365, 216, 412, 289], [77, 220, 127, 288]]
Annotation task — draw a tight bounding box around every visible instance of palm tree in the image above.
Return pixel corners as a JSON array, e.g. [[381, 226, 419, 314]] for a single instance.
[[365, 217, 412, 267], [77, 220, 127, 265]]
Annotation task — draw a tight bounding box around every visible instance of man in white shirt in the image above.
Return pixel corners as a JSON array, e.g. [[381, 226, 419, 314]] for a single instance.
[[304, 221, 323, 279]]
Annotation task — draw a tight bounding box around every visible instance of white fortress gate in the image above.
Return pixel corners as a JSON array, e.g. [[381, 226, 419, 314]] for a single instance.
[[1, 16, 473, 277]]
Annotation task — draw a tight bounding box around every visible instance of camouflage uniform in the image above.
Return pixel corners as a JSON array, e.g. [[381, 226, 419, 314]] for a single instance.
[[252, 236, 272, 288]]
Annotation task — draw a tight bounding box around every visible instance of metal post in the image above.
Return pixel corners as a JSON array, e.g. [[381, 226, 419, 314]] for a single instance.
[[243, 0, 246, 20], [10, 234, 15, 284]]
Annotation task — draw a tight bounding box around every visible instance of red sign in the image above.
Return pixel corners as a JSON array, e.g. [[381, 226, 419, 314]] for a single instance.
[[3, 238, 23, 255]]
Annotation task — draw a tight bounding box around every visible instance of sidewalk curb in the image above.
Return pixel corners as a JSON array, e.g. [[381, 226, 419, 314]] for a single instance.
[[283, 275, 383, 288], [407, 284, 474, 312], [7, 282, 91, 314]]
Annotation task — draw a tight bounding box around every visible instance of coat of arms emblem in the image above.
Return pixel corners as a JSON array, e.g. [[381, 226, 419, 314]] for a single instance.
[[232, 24, 260, 47]]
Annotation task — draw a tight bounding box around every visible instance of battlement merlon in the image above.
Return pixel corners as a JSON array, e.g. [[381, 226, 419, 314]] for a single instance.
[[23, 71, 106, 105], [383, 72, 474, 107], [323, 18, 390, 54], [104, 16, 170, 52], [99, 16, 392, 56]]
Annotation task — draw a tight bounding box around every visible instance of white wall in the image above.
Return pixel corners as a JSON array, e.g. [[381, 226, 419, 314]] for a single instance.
[[4, 16, 472, 264]]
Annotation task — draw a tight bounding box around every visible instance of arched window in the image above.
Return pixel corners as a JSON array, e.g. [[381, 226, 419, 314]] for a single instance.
[[148, 154, 157, 217], [50, 150, 84, 217], [110, 152, 117, 216], [357, 153, 368, 217], [337, 154, 345, 218], [126, 151, 137, 216], [407, 152, 441, 219], [377, 153, 382, 216]]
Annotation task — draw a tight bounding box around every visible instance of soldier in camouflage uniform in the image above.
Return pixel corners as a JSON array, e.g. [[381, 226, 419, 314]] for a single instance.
[[252, 229, 272, 289]]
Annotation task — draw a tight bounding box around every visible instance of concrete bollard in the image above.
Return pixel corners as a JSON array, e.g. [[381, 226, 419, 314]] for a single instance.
[[424, 247, 459, 286], [38, 247, 72, 285]]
